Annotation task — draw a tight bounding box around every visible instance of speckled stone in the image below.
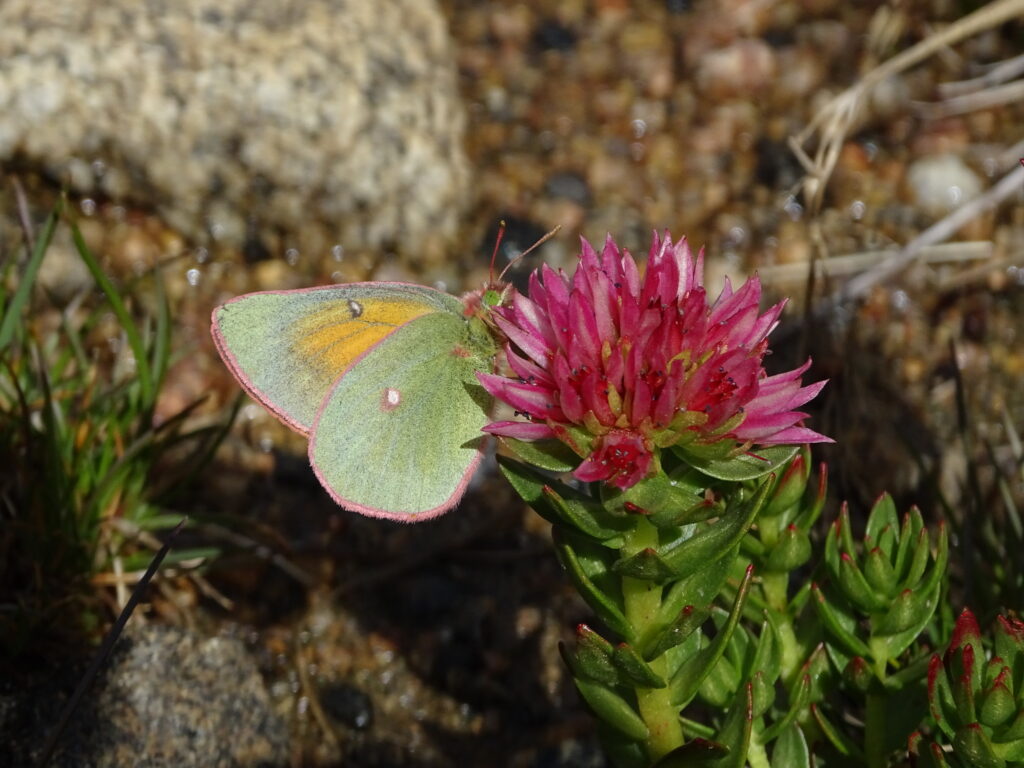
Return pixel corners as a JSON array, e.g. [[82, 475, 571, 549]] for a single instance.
[[0, 0, 469, 262], [1, 624, 288, 767]]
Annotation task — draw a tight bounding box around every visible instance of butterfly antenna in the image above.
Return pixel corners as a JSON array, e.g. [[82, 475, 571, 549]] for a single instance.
[[497, 225, 561, 283], [489, 220, 507, 285]]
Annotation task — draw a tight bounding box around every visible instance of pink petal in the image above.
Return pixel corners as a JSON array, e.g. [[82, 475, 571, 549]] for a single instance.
[[493, 312, 550, 367], [476, 373, 556, 416]]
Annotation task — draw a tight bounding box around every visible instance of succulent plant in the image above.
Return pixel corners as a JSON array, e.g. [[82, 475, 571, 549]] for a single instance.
[[911, 608, 1024, 767]]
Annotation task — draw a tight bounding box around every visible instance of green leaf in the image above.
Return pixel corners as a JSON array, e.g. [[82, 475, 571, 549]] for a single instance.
[[765, 525, 812, 573], [652, 739, 729, 767], [711, 683, 754, 768], [699, 654, 740, 708], [875, 526, 948, 660], [69, 216, 154, 406], [669, 566, 753, 708], [811, 583, 872, 658], [641, 604, 711, 661], [615, 481, 769, 583], [863, 546, 898, 598], [748, 618, 782, 688], [498, 457, 627, 544], [894, 507, 925, 583], [573, 677, 649, 741], [761, 448, 809, 518], [0, 204, 59, 350], [770, 723, 810, 768], [952, 724, 1002, 768], [563, 625, 620, 686], [811, 704, 865, 761], [657, 547, 735, 627], [866, 493, 899, 544], [501, 437, 579, 472], [612, 643, 667, 688], [837, 553, 889, 613], [677, 444, 799, 482], [760, 673, 812, 743], [601, 472, 706, 519], [553, 528, 635, 642]]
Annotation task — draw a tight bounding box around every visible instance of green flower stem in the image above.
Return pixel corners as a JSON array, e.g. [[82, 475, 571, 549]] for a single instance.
[[622, 518, 684, 762], [865, 691, 887, 768], [760, 572, 803, 685]]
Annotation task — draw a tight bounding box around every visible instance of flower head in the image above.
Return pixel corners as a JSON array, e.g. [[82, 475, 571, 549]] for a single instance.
[[478, 233, 830, 489]]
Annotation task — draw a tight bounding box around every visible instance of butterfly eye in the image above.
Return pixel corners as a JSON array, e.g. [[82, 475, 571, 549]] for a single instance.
[[483, 289, 502, 307]]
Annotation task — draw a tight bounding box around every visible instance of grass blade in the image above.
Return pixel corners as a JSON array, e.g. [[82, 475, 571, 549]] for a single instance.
[[0, 206, 59, 351]]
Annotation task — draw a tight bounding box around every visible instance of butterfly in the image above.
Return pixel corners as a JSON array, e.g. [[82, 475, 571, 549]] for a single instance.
[[211, 281, 500, 521]]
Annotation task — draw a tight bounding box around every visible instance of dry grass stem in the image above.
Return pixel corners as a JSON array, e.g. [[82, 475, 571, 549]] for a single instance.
[[938, 52, 1024, 98], [758, 241, 994, 285], [790, 0, 1024, 213], [917, 79, 1024, 118]]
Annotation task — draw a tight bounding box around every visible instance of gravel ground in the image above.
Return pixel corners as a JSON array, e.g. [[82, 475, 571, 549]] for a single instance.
[[4, 1, 1024, 765]]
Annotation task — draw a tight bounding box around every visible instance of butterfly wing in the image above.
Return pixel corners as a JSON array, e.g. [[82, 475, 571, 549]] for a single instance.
[[309, 310, 495, 520], [211, 283, 461, 434]]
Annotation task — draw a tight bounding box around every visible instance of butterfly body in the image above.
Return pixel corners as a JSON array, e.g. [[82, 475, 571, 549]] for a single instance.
[[212, 282, 498, 520]]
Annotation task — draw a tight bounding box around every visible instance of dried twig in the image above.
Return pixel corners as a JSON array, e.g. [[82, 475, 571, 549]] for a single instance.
[[799, 162, 1024, 320], [938, 51, 1024, 97], [790, 0, 1024, 213], [917, 79, 1024, 119], [758, 241, 994, 285]]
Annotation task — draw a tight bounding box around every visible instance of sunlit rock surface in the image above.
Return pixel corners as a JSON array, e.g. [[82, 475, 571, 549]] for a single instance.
[[0, 624, 288, 767], [0, 0, 469, 260]]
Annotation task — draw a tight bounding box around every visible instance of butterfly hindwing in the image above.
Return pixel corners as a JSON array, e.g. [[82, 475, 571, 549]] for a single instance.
[[309, 311, 495, 520]]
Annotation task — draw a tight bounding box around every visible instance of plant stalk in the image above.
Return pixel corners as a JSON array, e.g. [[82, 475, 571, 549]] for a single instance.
[[622, 518, 685, 762]]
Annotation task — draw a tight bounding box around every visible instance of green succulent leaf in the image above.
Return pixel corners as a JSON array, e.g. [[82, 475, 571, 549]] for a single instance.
[[766, 525, 812, 573], [864, 546, 898, 598], [501, 437, 580, 472], [652, 739, 730, 767], [669, 566, 753, 708], [563, 625, 620, 686], [811, 704, 865, 761], [761, 449, 809, 519], [657, 550, 735, 627], [770, 723, 810, 768], [553, 528, 634, 642], [612, 642, 667, 688], [641, 604, 712, 661], [811, 583, 872, 658], [573, 676, 650, 741], [614, 480, 769, 584], [760, 673, 812, 743], [710, 683, 755, 768], [894, 507, 926, 583], [498, 456, 628, 544], [866, 493, 899, 543], [952, 723, 1002, 768], [677, 444, 799, 482]]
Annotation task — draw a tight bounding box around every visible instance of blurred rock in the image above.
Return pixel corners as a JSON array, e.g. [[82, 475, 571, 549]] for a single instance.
[[0, 0, 469, 262], [906, 153, 983, 218], [2, 623, 287, 767], [695, 39, 777, 100]]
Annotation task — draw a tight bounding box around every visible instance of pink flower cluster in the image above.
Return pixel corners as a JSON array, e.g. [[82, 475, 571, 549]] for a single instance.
[[478, 233, 830, 489]]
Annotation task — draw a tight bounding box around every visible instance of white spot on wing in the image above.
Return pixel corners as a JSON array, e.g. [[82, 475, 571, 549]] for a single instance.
[[347, 299, 363, 318], [381, 387, 401, 412]]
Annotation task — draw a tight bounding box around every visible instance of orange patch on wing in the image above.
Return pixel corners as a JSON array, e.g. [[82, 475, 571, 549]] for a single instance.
[[291, 297, 435, 376]]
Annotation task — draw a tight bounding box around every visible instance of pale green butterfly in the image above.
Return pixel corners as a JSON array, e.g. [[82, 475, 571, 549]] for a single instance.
[[211, 281, 502, 521]]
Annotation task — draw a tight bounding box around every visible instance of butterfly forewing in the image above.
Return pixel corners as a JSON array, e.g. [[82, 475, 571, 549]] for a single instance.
[[212, 283, 461, 434]]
